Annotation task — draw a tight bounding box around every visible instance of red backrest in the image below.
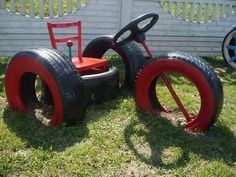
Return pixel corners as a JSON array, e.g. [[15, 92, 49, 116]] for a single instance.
[[47, 21, 82, 60]]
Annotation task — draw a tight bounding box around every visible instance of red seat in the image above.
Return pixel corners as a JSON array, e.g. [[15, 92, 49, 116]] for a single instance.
[[47, 21, 108, 74]]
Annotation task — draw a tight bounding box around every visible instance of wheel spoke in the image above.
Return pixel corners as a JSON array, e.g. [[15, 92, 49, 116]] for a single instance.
[[226, 45, 236, 50], [160, 74, 191, 122], [233, 32, 236, 40], [230, 55, 236, 62]]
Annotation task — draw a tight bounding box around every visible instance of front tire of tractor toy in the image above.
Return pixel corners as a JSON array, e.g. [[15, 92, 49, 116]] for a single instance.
[[135, 52, 223, 132]]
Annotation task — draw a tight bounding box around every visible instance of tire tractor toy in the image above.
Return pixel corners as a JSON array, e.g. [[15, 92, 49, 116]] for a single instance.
[[5, 13, 224, 132]]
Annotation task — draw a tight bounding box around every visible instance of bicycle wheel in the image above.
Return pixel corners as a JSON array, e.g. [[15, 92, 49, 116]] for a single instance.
[[222, 28, 236, 69], [135, 52, 223, 132]]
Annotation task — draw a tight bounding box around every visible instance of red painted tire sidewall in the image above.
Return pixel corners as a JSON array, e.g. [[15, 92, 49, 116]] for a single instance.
[[135, 59, 215, 131], [5, 56, 64, 126]]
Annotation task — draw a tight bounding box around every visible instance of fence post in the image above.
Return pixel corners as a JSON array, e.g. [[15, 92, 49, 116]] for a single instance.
[[120, 0, 133, 28], [49, 0, 54, 18], [20, 0, 26, 15], [39, 0, 44, 18], [10, 0, 16, 13], [30, 0, 35, 17], [1, 0, 6, 8]]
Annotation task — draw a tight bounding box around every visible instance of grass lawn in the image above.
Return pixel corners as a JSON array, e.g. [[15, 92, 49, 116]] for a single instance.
[[0, 55, 236, 176]]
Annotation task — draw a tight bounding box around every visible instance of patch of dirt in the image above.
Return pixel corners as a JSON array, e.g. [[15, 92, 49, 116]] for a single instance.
[[159, 111, 186, 127], [0, 96, 7, 103], [126, 164, 140, 177], [117, 162, 163, 177], [26, 103, 53, 126]]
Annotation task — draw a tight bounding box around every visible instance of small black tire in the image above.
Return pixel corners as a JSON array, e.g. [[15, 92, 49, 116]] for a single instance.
[[83, 35, 145, 90], [82, 66, 119, 104], [5, 48, 86, 126], [222, 28, 236, 69]]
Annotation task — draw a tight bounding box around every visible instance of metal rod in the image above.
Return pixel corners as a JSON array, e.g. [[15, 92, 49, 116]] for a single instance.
[[161, 74, 191, 122], [141, 40, 153, 59], [68, 47, 72, 61]]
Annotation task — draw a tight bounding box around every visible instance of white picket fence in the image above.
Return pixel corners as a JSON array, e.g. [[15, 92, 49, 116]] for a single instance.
[[0, 0, 88, 18], [0, 0, 236, 56], [160, 0, 236, 23]]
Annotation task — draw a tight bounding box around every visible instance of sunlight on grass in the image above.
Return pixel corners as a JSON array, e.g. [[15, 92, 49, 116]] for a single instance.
[[105, 55, 126, 87], [155, 73, 201, 116]]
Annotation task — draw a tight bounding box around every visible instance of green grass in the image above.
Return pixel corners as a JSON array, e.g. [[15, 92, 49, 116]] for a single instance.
[[155, 73, 201, 116], [0, 56, 236, 176]]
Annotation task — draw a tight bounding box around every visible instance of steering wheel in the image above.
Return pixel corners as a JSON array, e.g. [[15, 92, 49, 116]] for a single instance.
[[113, 13, 159, 46]]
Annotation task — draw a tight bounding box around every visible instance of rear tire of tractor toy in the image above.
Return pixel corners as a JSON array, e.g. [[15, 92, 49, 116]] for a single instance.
[[135, 52, 223, 132], [222, 28, 236, 69], [83, 35, 145, 90], [82, 66, 119, 104], [42, 49, 120, 105], [5, 48, 86, 126]]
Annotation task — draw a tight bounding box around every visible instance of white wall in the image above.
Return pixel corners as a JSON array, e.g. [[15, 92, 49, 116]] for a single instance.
[[0, 0, 236, 56]]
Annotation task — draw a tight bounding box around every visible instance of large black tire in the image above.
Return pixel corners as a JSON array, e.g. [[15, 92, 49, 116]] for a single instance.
[[222, 28, 236, 69], [5, 48, 86, 126], [83, 35, 145, 89], [135, 52, 223, 132], [82, 66, 119, 104]]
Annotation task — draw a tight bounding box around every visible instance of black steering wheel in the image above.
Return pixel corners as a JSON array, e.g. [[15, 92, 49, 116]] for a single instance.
[[113, 13, 159, 46]]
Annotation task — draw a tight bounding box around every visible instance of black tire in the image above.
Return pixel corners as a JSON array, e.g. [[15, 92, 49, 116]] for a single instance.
[[135, 52, 223, 132], [83, 35, 145, 90], [222, 28, 236, 69], [42, 50, 119, 105], [82, 66, 119, 104], [39, 48, 71, 106], [5, 48, 86, 126]]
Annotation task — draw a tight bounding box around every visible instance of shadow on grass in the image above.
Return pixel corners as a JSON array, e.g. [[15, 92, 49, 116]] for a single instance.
[[1, 89, 129, 152], [204, 56, 236, 84], [0, 54, 129, 152], [0, 61, 8, 94], [1, 56, 235, 159], [0, 76, 4, 93], [2, 107, 90, 152], [1, 56, 90, 152], [123, 57, 236, 169], [124, 111, 236, 169]]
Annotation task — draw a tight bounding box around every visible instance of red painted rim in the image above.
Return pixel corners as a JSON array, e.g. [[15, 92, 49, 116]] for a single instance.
[[5, 56, 64, 126], [135, 58, 215, 132]]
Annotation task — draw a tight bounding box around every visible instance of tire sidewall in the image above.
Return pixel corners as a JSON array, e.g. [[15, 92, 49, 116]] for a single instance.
[[83, 35, 145, 89], [5, 49, 86, 126], [5, 54, 64, 126], [135, 58, 215, 131]]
